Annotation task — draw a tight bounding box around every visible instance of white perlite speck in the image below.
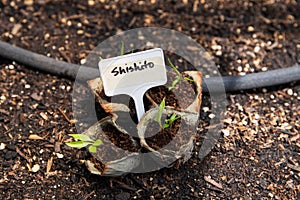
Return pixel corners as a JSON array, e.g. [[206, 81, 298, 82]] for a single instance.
[[31, 164, 40, 173], [209, 113, 215, 119], [222, 129, 230, 137], [0, 143, 6, 150], [56, 153, 64, 158], [287, 89, 293, 96]]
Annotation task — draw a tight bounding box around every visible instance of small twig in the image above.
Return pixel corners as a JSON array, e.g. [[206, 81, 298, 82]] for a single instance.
[[0, 109, 9, 115], [45, 157, 53, 176], [82, 190, 95, 200], [15, 146, 31, 164], [59, 50, 71, 63], [113, 180, 137, 191], [58, 107, 76, 124], [204, 175, 223, 190], [287, 163, 300, 172], [3, 127, 14, 135]]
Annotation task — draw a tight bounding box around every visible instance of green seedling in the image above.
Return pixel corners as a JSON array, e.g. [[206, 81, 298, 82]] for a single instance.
[[167, 57, 180, 75], [164, 113, 181, 129], [167, 58, 195, 90], [120, 41, 125, 56], [183, 77, 195, 82], [168, 75, 181, 91], [65, 134, 103, 153], [167, 57, 181, 91], [99, 41, 125, 61], [154, 97, 166, 128], [154, 97, 181, 129]]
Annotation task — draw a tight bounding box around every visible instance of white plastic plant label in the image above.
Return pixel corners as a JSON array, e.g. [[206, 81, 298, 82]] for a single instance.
[[99, 48, 167, 121]]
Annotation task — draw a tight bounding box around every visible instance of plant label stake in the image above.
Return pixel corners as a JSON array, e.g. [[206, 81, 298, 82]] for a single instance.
[[99, 48, 167, 121]]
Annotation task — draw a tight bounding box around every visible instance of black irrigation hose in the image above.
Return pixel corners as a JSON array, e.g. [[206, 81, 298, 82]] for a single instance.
[[0, 41, 300, 93]]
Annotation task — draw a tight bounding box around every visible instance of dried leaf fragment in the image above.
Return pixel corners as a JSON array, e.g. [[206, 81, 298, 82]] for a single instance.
[[29, 134, 44, 140], [289, 134, 299, 142], [11, 23, 22, 35], [30, 93, 42, 101], [46, 157, 53, 174], [204, 175, 223, 189], [24, 0, 34, 6], [287, 163, 300, 172], [40, 112, 48, 121]]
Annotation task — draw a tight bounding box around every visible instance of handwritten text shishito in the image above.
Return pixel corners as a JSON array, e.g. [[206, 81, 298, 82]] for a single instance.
[[99, 48, 166, 96], [111, 60, 155, 77]]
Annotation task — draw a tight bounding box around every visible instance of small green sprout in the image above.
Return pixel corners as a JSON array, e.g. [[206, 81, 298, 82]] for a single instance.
[[167, 58, 181, 91], [154, 97, 165, 128], [164, 113, 181, 129], [99, 40, 127, 61], [120, 41, 125, 56], [167, 57, 180, 75], [167, 58, 195, 90], [99, 41, 126, 60], [168, 75, 181, 91], [154, 98, 181, 129], [65, 134, 103, 153], [183, 77, 195, 82]]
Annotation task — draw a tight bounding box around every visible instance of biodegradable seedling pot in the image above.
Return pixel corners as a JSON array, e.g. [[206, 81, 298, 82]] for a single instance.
[[84, 70, 202, 176], [137, 107, 199, 166], [83, 114, 141, 176]]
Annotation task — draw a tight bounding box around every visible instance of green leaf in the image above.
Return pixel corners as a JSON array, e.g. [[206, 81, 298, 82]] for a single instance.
[[120, 41, 125, 56], [163, 123, 170, 129], [170, 113, 181, 121], [93, 139, 103, 147], [154, 97, 166, 128], [88, 145, 97, 153], [167, 57, 180, 75], [168, 76, 181, 91], [183, 77, 195, 82], [167, 58, 182, 91], [65, 141, 91, 149], [164, 113, 181, 129], [68, 134, 93, 142]]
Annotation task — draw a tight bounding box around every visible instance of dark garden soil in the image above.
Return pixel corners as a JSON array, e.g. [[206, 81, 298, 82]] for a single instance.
[[0, 0, 299, 199]]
